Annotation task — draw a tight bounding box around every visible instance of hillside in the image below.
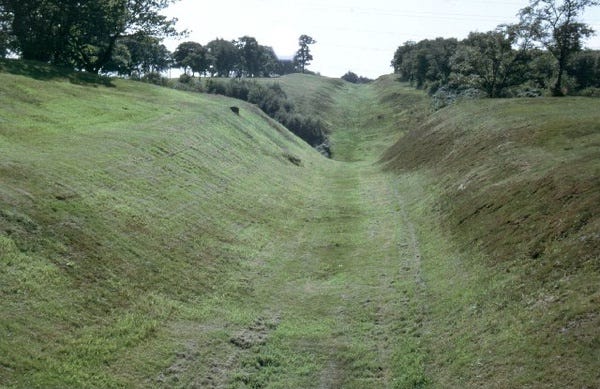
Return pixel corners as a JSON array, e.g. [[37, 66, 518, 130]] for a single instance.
[[1, 61, 599, 388], [382, 96, 600, 386], [0, 62, 326, 386]]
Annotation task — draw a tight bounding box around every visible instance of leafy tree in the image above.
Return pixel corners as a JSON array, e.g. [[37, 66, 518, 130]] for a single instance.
[[274, 59, 296, 75], [206, 38, 238, 77], [391, 38, 457, 89], [1, 0, 180, 72], [103, 41, 133, 75], [518, 0, 599, 95], [258, 45, 278, 76], [425, 38, 459, 85], [0, 2, 14, 57], [124, 32, 171, 75], [391, 41, 417, 81], [294, 34, 316, 73], [173, 41, 209, 76], [342, 71, 360, 83], [568, 49, 600, 88], [341, 71, 372, 84], [450, 27, 530, 97], [235, 36, 262, 77]]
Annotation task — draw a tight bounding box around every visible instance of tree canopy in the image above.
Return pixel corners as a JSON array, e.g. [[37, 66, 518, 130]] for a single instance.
[[0, 0, 181, 72], [518, 0, 599, 95], [391, 0, 600, 98], [294, 35, 316, 73], [173, 36, 295, 78]]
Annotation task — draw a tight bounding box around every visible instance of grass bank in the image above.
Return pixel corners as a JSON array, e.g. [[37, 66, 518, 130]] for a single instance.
[[383, 93, 600, 387], [1, 61, 598, 387]]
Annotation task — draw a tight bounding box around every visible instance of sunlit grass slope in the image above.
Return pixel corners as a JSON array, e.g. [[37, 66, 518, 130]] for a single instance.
[[0, 62, 324, 387], [2, 60, 598, 388], [382, 94, 600, 387]]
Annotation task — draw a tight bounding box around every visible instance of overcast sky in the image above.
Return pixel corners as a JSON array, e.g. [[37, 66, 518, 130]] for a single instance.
[[163, 0, 600, 78]]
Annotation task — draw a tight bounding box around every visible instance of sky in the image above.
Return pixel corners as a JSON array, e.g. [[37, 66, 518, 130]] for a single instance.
[[163, 0, 600, 79]]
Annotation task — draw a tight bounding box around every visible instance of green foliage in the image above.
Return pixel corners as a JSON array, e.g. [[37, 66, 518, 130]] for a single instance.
[[104, 32, 171, 76], [392, 1, 600, 98], [518, 0, 599, 95], [204, 78, 329, 153], [341, 71, 372, 84], [141, 71, 170, 86], [206, 38, 239, 77], [294, 34, 316, 73], [0, 0, 180, 72], [173, 41, 209, 76], [391, 38, 458, 90], [176, 37, 290, 78], [568, 49, 600, 89], [450, 27, 531, 97]]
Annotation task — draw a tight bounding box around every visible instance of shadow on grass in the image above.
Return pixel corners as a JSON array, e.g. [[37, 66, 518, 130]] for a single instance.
[[0, 58, 114, 87]]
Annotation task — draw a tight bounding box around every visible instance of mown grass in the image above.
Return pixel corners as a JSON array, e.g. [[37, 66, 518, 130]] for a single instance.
[[0, 62, 430, 388], [0, 63, 324, 387], [383, 95, 600, 387], [2, 59, 598, 388]]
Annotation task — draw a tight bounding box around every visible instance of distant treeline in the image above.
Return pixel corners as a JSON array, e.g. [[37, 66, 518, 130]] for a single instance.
[[341, 71, 373, 84], [392, 37, 600, 99], [169, 38, 300, 79], [391, 0, 600, 99], [105, 36, 307, 78], [0, 0, 317, 78]]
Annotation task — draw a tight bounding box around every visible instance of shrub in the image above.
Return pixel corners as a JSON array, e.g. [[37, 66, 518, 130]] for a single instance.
[[577, 87, 600, 97], [178, 73, 193, 84], [205, 79, 227, 95], [141, 72, 170, 86]]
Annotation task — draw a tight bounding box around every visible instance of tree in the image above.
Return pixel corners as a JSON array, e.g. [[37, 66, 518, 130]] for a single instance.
[[258, 45, 278, 76], [173, 41, 208, 76], [450, 27, 530, 97], [0, 2, 14, 57], [391, 38, 458, 89], [1, 0, 181, 72], [274, 59, 296, 76], [518, 0, 599, 95], [567, 49, 600, 88], [124, 32, 171, 75], [235, 36, 262, 77], [294, 34, 316, 73], [391, 41, 417, 81], [206, 38, 238, 77]]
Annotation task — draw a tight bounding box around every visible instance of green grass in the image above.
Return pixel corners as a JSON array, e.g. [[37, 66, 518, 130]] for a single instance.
[[0, 62, 324, 387], [1, 59, 599, 388], [383, 95, 600, 387]]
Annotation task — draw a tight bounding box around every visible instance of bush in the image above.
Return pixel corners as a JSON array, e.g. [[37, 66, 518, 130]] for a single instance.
[[577, 87, 600, 97], [141, 72, 170, 86], [226, 80, 252, 101], [178, 73, 193, 84], [431, 86, 486, 110], [205, 78, 227, 95], [202, 77, 330, 155]]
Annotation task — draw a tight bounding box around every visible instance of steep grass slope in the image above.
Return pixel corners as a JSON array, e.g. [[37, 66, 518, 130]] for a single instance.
[[2, 61, 598, 387], [0, 63, 434, 388], [274, 74, 428, 162], [0, 63, 325, 387], [382, 94, 600, 386]]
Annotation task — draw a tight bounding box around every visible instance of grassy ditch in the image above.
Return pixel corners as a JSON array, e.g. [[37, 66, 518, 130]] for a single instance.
[[383, 95, 600, 387]]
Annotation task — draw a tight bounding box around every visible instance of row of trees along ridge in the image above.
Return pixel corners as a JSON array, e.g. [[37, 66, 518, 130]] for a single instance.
[[172, 35, 317, 78], [391, 0, 600, 98], [0, 0, 318, 78]]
